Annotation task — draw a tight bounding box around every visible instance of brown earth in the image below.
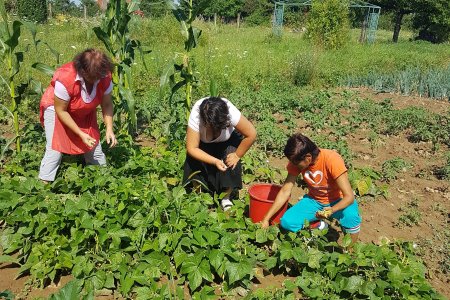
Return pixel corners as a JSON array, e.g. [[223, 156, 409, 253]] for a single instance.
[[1, 88, 449, 298]]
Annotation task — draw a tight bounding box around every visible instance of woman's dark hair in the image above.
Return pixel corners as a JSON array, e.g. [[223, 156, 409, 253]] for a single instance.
[[284, 133, 320, 163], [73, 48, 113, 79], [199, 97, 230, 131]]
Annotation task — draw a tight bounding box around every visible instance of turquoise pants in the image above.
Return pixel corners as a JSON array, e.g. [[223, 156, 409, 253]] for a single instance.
[[280, 195, 361, 234]]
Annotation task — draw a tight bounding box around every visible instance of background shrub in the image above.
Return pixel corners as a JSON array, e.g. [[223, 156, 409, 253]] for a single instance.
[[306, 0, 350, 49], [18, 0, 47, 22]]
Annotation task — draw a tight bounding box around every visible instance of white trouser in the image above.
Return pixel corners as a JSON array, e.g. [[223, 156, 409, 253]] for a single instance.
[[38, 108, 106, 181]]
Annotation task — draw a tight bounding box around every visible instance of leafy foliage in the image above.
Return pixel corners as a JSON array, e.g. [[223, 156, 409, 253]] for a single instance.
[[306, 0, 350, 49], [0, 131, 445, 298], [93, 0, 151, 136], [160, 0, 208, 120], [382, 158, 412, 182], [18, 0, 47, 23], [0, 0, 39, 157]]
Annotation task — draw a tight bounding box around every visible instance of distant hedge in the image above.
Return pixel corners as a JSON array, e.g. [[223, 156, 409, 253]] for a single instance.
[[18, 0, 47, 23]]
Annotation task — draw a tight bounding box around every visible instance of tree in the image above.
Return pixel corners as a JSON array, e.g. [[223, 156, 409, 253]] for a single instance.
[[203, 0, 243, 21], [241, 0, 272, 26], [18, 0, 47, 22], [140, 0, 168, 17], [80, 0, 100, 17], [50, 0, 79, 16], [306, 0, 350, 49], [412, 0, 449, 43], [374, 0, 449, 43], [372, 0, 413, 43]]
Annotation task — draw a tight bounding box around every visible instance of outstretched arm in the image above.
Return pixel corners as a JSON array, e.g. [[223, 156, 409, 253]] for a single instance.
[[261, 174, 296, 228], [101, 93, 117, 147]]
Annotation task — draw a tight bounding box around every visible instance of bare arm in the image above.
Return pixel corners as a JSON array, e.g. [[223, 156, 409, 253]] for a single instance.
[[54, 96, 83, 137], [330, 172, 354, 213], [225, 115, 257, 168], [101, 93, 117, 147], [186, 127, 227, 171], [261, 174, 296, 227], [101, 93, 114, 132]]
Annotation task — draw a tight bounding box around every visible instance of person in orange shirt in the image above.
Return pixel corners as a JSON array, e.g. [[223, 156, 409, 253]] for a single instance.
[[261, 133, 361, 242]]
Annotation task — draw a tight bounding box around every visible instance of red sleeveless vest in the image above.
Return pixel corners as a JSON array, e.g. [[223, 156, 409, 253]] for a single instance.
[[39, 62, 112, 155]]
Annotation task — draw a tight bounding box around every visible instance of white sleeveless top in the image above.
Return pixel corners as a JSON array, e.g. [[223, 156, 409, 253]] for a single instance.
[[188, 97, 241, 143]]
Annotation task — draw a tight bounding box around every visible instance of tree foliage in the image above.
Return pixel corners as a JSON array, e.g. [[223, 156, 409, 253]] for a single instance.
[[374, 0, 449, 43], [203, 0, 243, 20], [306, 0, 350, 49], [18, 0, 47, 22], [412, 0, 450, 43]]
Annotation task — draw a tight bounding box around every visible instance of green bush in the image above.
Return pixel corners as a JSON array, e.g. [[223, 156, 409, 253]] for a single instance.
[[290, 52, 316, 87], [306, 0, 350, 49], [18, 0, 47, 23]]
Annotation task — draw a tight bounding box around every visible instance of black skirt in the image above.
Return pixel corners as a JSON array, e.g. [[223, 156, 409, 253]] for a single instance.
[[183, 131, 243, 194]]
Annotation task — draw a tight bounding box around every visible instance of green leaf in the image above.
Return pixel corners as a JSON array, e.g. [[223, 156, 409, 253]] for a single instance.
[[43, 41, 61, 64], [0, 290, 15, 300], [264, 257, 277, 270], [387, 264, 404, 285], [226, 260, 252, 285], [180, 261, 203, 292], [342, 234, 352, 248], [92, 27, 114, 55], [0, 255, 18, 264], [5, 20, 22, 49], [160, 59, 175, 88], [307, 248, 322, 269], [208, 249, 224, 272], [49, 280, 82, 300], [198, 259, 213, 282], [120, 276, 134, 295], [344, 275, 364, 294], [255, 228, 268, 243], [32, 63, 55, 77]]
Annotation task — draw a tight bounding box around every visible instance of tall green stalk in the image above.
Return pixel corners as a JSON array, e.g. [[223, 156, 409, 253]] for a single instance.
[[93, 0, 151, 136], [1, 0, 37, 155], [161, 0, 207, 120]]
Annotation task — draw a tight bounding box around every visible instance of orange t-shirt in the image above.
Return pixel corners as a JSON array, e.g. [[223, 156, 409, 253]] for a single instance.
[[286, 149, 347, 204]]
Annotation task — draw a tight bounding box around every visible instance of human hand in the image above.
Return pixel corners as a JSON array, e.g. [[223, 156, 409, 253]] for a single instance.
[[79, 132, 97, 149], [260, 219, 270, 229], [225, 152, 240, 169], [316, 207, 333, 219], [215, 159, 228, 172], [106, 130, 118, 148]]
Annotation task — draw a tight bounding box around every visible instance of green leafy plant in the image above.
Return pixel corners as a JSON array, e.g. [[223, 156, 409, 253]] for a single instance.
[[18, 0, 47, 23], [349, 167, 389, 199], [306, 0, 350, 49], [382, 158, 412, 182], [93, 0, 151, 136], [160, 0, 208, 119], [396, 198, 422, 228], [0, 0, 38, 156]]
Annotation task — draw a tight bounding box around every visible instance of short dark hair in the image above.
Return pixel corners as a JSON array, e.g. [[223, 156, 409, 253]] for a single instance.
[[284, 133, 320, 163], [199, 97, 231, 132], [73, 48, 113, 79]]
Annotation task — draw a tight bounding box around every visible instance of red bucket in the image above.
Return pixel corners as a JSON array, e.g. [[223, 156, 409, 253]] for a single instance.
[[248, 183, 289, 224]]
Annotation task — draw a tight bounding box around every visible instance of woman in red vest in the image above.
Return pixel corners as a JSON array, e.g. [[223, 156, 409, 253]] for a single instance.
[[38, 48, 117, 182]]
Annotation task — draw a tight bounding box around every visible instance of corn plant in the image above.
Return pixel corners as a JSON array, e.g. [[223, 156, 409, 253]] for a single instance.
[[0, 0, 37, 156], [93, 0, 151, 136], [160, 0, 208, 120]]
